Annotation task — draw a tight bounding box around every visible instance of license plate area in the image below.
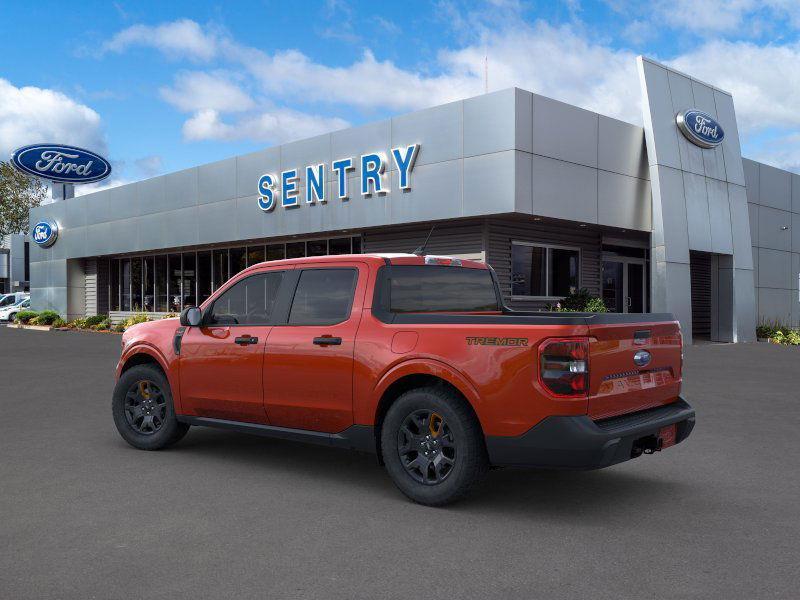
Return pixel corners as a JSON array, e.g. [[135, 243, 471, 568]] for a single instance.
[[658, 424, 677, 449]]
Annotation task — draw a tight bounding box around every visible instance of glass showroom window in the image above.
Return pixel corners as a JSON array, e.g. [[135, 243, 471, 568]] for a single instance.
[[511, 242, 579, 298]]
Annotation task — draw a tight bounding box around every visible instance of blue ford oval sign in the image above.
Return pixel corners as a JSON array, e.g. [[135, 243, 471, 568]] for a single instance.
[[11, 144, 111, 184], [676, 110, 725, 149], [32, 220, 59, 248]]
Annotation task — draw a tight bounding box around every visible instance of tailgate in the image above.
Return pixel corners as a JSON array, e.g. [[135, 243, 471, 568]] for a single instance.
[[587, 320, 682, 420]]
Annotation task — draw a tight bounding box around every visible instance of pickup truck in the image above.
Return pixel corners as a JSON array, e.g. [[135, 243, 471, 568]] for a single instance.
[[113, 253, 695, 506]]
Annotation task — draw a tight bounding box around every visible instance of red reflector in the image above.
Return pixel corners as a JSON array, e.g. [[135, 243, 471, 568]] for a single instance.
[[538, 337, 590, 398]]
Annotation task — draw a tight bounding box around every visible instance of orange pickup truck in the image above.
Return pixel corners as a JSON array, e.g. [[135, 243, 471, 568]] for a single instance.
[[113, 253, 695, 505]]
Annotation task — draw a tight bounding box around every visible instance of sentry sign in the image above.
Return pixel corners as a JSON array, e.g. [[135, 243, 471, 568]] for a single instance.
[[11, 144, 112, 184], [257, 144, 419, 212], [676, 110, 725, 149]]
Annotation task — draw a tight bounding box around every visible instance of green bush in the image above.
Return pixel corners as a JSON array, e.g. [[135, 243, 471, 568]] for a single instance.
[[14, 310, 39, 324], [757, 320, 800, 345], [548, 289, 607, 313], [31, 310, 61, 325], [84, 314, 108, 327], [92, 318, 112, 331], [52, 317, 66, 328]]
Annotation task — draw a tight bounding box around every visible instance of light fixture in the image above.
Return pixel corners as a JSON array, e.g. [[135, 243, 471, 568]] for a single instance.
[[781, 225, 789, 230]]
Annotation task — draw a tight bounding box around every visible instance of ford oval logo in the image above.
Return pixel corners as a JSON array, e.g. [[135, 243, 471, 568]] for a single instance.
[[633, 349, 652, 367], [11, 144, 111, 184], [31, 220, 58, 247], [676, 109, 725, 149]]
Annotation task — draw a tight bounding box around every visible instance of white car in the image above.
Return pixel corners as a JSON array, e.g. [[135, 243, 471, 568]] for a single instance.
[[0, 297, 31, 322], [0, 292, 28, 309]]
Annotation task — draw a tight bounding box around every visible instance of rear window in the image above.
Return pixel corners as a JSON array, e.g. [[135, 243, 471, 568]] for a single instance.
[[388, 266, 499, 313]]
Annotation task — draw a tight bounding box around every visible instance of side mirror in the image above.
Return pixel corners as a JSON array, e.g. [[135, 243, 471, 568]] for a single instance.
[[179, 306, 202, 327]]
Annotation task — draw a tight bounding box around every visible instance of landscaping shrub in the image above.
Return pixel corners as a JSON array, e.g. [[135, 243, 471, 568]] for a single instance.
[[92, 318, 112, 331], [52, 317, 66, 328], [30, 310, 61, 325], [757, 320, 800, 346], [84, 314, 108, 327], [547, 289, 607, 313], [14, 310, 39, 324]]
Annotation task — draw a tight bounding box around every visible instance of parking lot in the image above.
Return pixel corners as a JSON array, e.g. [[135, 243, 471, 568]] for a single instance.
[[1, 325, 799, 599]]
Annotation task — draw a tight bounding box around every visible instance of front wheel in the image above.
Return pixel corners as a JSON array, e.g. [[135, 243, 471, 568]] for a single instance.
[[381, 387, 488, 506], [112, 364, 189, 450]]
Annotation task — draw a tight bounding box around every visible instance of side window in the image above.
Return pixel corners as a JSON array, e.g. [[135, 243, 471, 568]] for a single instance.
[[288, 268, 357, 325], [209, 271, 284, 325]]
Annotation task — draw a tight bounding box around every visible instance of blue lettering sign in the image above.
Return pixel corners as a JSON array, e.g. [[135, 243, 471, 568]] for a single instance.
[[332, 158, 354, 200], [257, 174, 277, 211], [361, 153, 385, 196], [392, 144, 419, 190], [257, 144, 419, 213], [306, 164, 326, 204], [281, 169, 299, 208]]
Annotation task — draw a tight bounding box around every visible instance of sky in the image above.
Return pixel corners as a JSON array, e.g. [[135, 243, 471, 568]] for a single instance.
[[1, 0, 799, 195]]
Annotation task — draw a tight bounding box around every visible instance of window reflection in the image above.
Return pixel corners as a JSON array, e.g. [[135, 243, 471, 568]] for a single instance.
[[108, 236, 362, 312]]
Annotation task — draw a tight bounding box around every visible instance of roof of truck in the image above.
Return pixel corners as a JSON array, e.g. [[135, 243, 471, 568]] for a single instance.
[[239, 253, 489, 274]]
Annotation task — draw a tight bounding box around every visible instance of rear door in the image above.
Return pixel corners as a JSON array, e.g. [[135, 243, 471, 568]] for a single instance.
[[588, 320, 682, 420], [263, 263, 366, 432], [179, 269, 287, 423]]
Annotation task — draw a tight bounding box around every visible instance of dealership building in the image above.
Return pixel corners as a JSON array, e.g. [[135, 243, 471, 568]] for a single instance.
[[25, 56, 800, 342]]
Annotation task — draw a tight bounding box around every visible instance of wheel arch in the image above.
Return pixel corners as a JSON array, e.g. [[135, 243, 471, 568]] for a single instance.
[[371, 363, 484, 464], [118, 345, 181, 413]]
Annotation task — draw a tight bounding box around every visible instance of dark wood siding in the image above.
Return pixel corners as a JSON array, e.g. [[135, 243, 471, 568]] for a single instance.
[[690, 251, 711, 339], [486, 217, 602, 310], [362, 217, 603, 311], [362, 220, 485, 256]]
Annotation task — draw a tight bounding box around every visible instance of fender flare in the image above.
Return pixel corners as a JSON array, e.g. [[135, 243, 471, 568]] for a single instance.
[[118, 343, 182, 413], [369, 357, 483, 422]]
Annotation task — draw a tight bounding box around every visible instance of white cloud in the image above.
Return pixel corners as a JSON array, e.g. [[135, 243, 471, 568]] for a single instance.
[[134, 155, 163, 177], [0, 78, 106, 159], [102, 19, 220, 61], [668, 40, 800, 132], [160, 71, 254, 113], [182, 108, 348, 143]]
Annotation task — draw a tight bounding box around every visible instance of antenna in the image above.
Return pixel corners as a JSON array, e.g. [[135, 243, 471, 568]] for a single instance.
[[413, 225, 435, 256]]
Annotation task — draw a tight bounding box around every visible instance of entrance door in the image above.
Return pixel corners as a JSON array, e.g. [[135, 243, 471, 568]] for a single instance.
[[264, 264, 366, 433], [602, 258, 646, 313], [179, 270, 286, 423]]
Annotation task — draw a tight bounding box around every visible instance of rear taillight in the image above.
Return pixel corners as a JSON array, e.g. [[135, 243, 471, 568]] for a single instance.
[[538, 337, 590, 398]]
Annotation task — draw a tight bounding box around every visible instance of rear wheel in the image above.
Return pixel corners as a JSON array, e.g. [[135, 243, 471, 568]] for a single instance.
[[381, 387, 488, 506], [112, 364, 189, 450]]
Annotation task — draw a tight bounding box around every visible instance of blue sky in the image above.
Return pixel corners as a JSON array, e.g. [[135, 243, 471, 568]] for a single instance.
[[1, 0, 799, 193]]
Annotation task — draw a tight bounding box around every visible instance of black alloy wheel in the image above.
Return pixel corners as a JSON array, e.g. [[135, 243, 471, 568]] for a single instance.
[[124, 379, 167, 435], [397, 409, 457, 484]]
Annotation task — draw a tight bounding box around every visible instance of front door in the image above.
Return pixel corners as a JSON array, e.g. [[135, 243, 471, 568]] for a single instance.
[[179, 270, 286, 423], [602, 258, 646, 313], [264, 264, 365, 433]]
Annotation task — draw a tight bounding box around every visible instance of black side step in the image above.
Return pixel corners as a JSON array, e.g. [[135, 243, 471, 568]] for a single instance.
[[176, 415, 376, 454]]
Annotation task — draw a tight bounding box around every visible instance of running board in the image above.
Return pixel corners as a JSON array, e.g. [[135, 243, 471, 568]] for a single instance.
[[176, 415, 376, 454]]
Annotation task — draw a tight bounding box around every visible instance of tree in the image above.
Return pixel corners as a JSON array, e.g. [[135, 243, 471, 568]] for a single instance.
[[0, 160, 47, 238]]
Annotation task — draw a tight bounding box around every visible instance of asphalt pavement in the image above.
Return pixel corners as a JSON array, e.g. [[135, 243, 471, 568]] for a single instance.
[[1, 326, 798, 599]]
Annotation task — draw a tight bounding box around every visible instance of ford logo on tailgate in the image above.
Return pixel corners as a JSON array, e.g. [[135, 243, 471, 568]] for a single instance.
[[676, 109, 725, 149], [11, 144, 111, 184], [633, 350, 652, 367], [32, 220, 58, 247]]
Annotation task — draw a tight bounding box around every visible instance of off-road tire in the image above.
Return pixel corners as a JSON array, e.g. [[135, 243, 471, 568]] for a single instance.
[[112, 364, 189, 450], [381, 386, 489, 506]]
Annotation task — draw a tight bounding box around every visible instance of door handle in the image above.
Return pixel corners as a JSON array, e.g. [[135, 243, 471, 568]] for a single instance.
[[234, 335, 259, 345], [313, 336, 342, 346]]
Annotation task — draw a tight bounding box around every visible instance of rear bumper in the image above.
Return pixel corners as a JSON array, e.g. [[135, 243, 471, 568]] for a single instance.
[[485, 397, 695, 469]]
